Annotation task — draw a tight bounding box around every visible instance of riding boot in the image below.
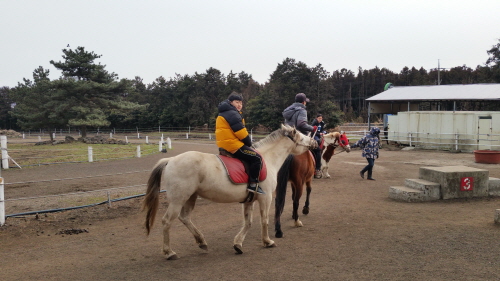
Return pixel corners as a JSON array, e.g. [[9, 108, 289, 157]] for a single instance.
[[360, 166, 368, 179], [367, 170, 375, 180], [247, 182, 265, 194]]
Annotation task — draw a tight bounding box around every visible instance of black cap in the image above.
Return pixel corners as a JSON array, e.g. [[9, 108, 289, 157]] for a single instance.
[[295, 93, 310, 103], [228, 93, 243, 102]]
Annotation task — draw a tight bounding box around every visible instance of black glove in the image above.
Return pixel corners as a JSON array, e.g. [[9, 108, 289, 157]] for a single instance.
[[242, 135, 252, 147]]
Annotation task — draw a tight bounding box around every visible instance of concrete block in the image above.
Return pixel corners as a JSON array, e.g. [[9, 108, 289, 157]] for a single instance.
[[489, 177, 500, 197], [404, 179, 441, 200], [389, 186, 438, 202], [419, 166, 489, 200]]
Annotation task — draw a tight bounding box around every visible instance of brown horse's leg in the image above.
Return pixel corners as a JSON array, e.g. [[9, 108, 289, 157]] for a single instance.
[[178, 193, 208, 251], [303, 181, 312, 215], [291, 181, 304, 227]]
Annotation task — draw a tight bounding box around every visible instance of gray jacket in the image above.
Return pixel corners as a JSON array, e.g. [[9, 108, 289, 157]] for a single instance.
[[282, 102, 314, 135]]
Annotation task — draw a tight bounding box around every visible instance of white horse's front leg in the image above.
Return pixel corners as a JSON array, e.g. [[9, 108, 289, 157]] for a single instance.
[[259, 194, 276, 248], [321, 162, 331, 178], [233, 202, 254, 254]]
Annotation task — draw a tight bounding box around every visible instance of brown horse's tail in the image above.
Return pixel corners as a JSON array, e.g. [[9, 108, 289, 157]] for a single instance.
[[142, 158, 170, 235], [275, 154, 293, 237]]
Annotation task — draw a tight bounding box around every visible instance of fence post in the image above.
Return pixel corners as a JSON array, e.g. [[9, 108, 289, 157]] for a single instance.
[[186, 133, 189, 139], [167, 137, 172, 149], [107, 191, 112, 208], [125, 136, 128, 144], [110, 132, 113, 139], [159, 141, 163, 152], [455, 133, 459, 151], [146, 136, 149, 144], [409, 133, 412, 147], [136, 145, 141, 158], [0, 177, 4, 226], [1, 135, 8, 170], [88, 146, 93, 163]]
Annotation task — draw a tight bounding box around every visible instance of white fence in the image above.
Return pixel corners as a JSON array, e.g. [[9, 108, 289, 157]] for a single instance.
[[2, 125, 499, 226], [344, 130, 500, 152]]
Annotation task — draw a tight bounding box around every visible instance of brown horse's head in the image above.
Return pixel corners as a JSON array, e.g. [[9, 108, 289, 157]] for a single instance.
[[322, 132, 351, 153]]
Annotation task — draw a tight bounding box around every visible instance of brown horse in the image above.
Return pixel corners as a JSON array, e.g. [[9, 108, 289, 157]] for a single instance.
[[274, 132, 350, 238]]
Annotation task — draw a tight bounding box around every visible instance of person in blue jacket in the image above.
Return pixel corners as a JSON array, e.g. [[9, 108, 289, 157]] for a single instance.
[[351, 127, 380, 180], [311, 114, 326, 178]]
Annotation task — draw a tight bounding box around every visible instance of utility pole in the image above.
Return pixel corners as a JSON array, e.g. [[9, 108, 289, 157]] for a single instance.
[[438, 59, 441, 85], [437, 59, 447, 85]]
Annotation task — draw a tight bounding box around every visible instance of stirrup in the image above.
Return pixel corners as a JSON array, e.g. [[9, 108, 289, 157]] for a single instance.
[[247, 185, 265, 195]]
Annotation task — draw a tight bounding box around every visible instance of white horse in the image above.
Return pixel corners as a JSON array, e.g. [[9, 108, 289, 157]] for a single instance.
[[319, 132, 351, 178], [142, 125, 317, 260]]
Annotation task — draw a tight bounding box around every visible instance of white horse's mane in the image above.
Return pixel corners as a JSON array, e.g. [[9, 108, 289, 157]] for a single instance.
[[252, 126, 293, 149]]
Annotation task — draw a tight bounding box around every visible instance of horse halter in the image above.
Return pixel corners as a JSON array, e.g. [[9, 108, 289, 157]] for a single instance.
[[285, 131, 316, 148], [338, 133, 349, 148], [321, 132, 349, 150]]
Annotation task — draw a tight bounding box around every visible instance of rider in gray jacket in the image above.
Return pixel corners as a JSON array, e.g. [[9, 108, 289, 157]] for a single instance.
[[282, 93, 314, 135]]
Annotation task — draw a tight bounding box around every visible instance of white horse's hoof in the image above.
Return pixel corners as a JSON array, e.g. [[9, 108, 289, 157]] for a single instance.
[[233, 244, 243, 254], [166, 254, 179, 260], [294, 220, 303, 227], [265, 241, 276, 248]]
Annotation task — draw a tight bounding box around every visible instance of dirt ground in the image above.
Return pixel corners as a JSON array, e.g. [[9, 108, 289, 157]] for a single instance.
[[1, 141, 500, 281]]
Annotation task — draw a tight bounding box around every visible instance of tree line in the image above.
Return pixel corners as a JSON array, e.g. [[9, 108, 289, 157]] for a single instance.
[[1, 39, 500, 137]]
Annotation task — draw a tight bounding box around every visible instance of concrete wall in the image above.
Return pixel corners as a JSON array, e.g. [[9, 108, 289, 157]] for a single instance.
[[387, 111, 500, 151]]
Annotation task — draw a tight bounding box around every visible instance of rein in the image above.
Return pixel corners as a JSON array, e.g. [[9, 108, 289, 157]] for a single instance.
[[321, 133, 349, 155], [286, 133, 314, 148]]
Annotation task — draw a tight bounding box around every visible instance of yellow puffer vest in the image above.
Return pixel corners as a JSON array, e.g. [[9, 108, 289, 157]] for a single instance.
[[215, 101, 250, 153]]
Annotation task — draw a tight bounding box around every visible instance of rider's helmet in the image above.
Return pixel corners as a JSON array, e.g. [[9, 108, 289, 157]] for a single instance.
[[370, 127, 380, 136]]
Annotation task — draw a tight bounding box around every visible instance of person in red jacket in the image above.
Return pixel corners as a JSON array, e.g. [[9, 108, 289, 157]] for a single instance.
[[215, 92, 264, 194]]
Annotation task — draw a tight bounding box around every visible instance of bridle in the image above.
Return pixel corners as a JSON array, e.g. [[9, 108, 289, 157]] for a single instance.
[[321, 133, 350, 154], [285, 130, 316, 148]]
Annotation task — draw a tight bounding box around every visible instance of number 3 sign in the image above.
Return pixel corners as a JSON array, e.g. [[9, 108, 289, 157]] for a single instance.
[[461, 177, 474, 191]]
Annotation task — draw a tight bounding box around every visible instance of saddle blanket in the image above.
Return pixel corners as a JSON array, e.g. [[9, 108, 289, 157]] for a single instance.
[[216, 155, 267, 184]]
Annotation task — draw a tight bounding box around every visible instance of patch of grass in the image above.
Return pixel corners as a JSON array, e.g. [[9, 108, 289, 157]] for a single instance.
[[6, 142, 158, 168]]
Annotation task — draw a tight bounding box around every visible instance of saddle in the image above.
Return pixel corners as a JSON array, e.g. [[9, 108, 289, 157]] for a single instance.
[[217, 148, 267, 184]]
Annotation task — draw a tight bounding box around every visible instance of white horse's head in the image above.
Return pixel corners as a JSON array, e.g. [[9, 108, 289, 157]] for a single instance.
[[280, 124, 318, 154], [322, 131, 351, 152]]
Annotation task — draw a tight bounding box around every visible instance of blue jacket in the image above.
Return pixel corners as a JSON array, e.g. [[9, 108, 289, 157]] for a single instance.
[[352, 130, 379, 159], [311, 119, 326, 141]]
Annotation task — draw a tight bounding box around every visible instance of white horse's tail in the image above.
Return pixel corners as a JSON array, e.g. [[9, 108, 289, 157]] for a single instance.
[[143, 158, 170, 235]]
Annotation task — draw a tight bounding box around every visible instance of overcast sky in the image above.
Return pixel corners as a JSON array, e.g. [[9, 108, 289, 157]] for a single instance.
[[2, 0, 499, 88]]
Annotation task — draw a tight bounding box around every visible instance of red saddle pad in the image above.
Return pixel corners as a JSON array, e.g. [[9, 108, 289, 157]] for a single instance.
[[216, 155, 267, 184]]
